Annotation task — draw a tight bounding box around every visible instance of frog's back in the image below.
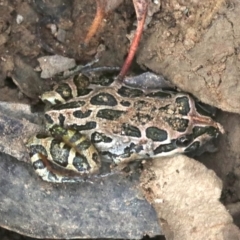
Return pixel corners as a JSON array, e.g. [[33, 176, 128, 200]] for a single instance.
[[45, 82, 221, 162]]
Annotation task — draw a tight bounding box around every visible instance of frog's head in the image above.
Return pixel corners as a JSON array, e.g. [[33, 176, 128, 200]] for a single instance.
[[152, 93, 224, 157], [179, 95, 224, 155], [174, 124, 223, 156]]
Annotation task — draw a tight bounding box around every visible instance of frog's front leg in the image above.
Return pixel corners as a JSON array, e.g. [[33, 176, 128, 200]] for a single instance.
[[27, 127, 101, 183]]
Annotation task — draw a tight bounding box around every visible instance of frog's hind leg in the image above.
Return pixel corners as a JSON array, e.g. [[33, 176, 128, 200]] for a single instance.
[[27, 136, 98, 183], [29, 148, 77, 183]]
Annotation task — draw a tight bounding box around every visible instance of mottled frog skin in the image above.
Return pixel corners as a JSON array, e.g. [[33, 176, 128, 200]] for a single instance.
[[27, 73, 224, 183]]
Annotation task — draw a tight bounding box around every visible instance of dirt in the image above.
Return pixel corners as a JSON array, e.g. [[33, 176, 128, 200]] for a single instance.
[[0, 0, 240, 239], [0, 0, 135, 100]]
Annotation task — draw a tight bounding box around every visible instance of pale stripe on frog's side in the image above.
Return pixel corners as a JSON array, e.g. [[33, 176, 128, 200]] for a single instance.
[[27, 73, 224, 183]]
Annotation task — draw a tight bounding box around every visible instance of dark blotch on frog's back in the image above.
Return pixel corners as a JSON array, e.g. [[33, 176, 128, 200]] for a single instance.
[[90, 92, 118, 106], [70, 122, 97, 131], [96, 109, 126, 120], [146, 91, 172, 98], [77, 88, 93, 96], [175, 96, 190, 115], [120, 100, 131, 107], [117, 86, 144, 98], [55, 83, 73, 101], [73, 110, 92, 119], [122, 123, 141, 138], [52, 101, 86, 110], [91, 132, 113, 143], [73, 74, 93, 97], [146, 127, 168, 142]]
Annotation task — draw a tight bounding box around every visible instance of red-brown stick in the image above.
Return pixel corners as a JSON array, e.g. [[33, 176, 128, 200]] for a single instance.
[[118, 0, 148, 80], [84, 0, 106, 46]]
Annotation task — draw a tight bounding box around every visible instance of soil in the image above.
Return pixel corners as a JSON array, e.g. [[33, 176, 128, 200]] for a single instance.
[[0, 0, 240, 239]]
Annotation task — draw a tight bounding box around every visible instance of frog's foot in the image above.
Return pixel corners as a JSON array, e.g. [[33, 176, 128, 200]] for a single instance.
[[118, 0, 148, 80], [83, 0, 122, 47]]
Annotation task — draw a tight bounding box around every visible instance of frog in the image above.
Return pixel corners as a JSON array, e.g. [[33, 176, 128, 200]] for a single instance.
[[27, 72, 224, 183]]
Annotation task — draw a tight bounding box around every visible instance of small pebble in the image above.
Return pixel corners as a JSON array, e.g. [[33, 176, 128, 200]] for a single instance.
[[16, 14, 23, 24]]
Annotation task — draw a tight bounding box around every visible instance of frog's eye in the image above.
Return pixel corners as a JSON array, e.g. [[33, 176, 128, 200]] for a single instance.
[[176, 135, 193, 147]]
